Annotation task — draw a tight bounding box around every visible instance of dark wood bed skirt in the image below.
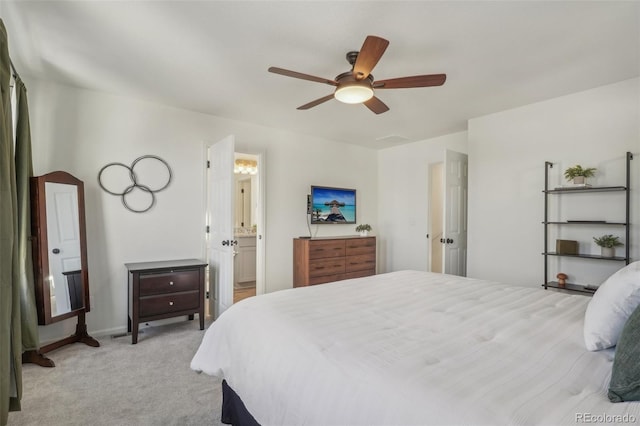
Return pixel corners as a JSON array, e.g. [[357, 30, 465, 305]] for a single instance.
[[221, 380, 261, 426]]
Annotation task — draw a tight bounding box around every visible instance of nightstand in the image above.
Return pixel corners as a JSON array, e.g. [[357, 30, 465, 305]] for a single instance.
[[126, 259, 207, 344]]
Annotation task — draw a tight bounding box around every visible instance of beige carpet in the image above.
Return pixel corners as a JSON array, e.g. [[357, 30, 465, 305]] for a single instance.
[[8, 320, 223, 426]]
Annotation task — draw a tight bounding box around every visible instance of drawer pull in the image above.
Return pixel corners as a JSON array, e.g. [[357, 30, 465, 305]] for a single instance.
[[169, 281, 174, 286], [169, 301, 174, 306]]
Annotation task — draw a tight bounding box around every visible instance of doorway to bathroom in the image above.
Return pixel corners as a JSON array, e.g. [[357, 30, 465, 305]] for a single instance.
[[232, 153, 259, 303]]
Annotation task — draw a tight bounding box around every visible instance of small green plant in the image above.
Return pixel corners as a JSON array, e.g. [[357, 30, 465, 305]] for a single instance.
[[593, 234, 623, 248], [564, 165, 596, 181], [355, 224, 372, 233]]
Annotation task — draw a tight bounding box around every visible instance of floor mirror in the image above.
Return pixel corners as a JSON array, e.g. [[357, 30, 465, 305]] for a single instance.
[[23, 171, 99, 367]]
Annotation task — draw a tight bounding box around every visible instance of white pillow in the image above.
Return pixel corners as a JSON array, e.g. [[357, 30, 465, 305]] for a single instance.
[[584, 261, 640, 351]]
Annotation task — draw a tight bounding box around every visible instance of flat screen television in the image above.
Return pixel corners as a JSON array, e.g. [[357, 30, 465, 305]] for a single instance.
[[310, 186, 356, 224]]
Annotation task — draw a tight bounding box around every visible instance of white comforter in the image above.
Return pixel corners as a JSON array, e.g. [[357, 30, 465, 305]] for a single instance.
[[191, 270, 640, 425]]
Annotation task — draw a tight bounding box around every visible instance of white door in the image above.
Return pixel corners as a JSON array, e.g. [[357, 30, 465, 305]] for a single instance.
[[443, 150, 468, 276], [208, 135, 235, 318], [45, 182, 82, 316]]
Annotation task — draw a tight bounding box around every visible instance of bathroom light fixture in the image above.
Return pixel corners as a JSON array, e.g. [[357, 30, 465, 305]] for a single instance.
[[234, 159, 258, 175]]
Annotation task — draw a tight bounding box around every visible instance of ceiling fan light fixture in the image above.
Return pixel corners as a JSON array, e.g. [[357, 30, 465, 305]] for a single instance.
[[334, 83, 374, 104]]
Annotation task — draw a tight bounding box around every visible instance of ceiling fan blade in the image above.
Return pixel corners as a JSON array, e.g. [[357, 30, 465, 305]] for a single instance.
[[353, 36, 389, 80], [363, 96, 389, 115], [374, 74, 447, 89], [268, 67, 338, 86], [297, 94, 335, 110]]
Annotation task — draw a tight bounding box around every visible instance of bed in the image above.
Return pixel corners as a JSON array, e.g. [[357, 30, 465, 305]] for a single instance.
[[191, 270, 640, 425]]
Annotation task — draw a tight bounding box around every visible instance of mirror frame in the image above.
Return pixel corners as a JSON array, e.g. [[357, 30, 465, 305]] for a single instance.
[[31, 171, 90, 325]]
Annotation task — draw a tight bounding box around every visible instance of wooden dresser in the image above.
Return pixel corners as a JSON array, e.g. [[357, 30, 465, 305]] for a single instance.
[[126, 259, 207, 344], [293, 236, 376, 287]]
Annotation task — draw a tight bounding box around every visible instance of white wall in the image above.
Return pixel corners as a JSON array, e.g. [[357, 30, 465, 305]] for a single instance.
[[468, 77, 640, 287], [26, 78, 378, 342], [377, 132, 468, 273], [22, 74, 639, 344]]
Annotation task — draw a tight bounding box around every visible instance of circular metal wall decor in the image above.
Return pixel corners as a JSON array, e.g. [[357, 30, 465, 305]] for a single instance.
[[98, 155, 172, 213]]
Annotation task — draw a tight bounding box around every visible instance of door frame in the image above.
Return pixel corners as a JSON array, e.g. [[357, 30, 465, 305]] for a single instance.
[[427, 161, 444, 273]]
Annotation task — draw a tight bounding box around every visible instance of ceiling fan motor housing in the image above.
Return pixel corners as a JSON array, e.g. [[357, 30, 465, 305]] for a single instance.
[[346, 51, 359, 66]]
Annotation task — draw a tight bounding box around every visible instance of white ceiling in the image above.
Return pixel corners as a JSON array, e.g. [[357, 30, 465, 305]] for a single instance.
[[3, 1, 639, 149]]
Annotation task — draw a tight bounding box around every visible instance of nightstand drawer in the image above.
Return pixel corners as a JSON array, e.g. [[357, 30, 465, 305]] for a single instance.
[[309, 258, 345, 277], [308, 240, 345, 259], [139, 269, 200, 296], [139, 291, 200, 317]]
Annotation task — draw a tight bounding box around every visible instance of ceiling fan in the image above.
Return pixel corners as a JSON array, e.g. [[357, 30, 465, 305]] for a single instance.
[[268, 35, 446, 115]]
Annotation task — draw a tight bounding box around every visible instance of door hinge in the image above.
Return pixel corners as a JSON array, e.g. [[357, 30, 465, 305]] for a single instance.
[[206, 160, 210, 168], [206, 225, 210, 233], [205, 291, 210, 299]]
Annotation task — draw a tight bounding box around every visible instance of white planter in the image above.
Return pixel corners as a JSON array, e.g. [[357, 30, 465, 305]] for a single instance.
[[601, 247, 615, 258], [359, 230, 369, 237], [573, 176, 585, 185]]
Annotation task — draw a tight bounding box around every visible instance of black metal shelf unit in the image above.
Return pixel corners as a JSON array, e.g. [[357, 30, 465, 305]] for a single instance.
[[542, 152, 633, 294]]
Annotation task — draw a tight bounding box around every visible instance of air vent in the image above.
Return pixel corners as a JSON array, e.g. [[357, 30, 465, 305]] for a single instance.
[[375, 134, 411, 144]]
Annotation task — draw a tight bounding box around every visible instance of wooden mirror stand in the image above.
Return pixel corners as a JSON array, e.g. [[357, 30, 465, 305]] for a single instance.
[[22, 171, 99, 367]]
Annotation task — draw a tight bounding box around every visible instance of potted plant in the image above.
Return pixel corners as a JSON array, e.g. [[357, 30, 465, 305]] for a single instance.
[[593, 234, 623, 258], [355, 224, 372, 236], [564, 165, 596, 185]]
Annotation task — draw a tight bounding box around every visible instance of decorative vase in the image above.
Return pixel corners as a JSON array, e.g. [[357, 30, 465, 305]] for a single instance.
[[601, 247, 615, 258]]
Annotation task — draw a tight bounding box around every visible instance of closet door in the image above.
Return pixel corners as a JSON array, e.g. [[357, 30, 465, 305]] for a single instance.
[[443, 150, 468, 276]]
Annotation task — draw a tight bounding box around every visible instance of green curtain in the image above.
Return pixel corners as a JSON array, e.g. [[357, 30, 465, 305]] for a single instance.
[[14, 75, 39, 354], [0, 19, 39, 426], [0, 18, 21, 426]]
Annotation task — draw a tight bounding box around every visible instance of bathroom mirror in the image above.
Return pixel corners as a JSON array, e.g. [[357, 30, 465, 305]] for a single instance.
[[31, 171, 90, 324], [234, 174, 253, 230]]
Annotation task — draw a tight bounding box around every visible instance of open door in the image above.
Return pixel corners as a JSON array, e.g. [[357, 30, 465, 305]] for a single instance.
[[207, 135, 235, 318], [443, 150, 468, 276]]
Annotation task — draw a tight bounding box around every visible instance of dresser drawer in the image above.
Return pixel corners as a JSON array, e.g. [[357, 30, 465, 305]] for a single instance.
[[139, 269, 200, 296], [308, 274, 342, 286], [343, 269, 375, 280], [345, 253, 376, 272], [345, 238, 376, 256], [139, 291, 200, 317], [308, 258, 345, 277], [308, 240, 345, 259]]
